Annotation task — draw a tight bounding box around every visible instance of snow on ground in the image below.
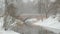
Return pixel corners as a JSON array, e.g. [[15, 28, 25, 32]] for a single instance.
[[33, 15, 60, 34], [0, 17, 5, 30], [0, 15, 60, 34], [0, 30, 20, 34], [0, 17, 20, 34], [33, 15, 60, 28], [33, 15, 56, 26], [25, 18, 38, 25]]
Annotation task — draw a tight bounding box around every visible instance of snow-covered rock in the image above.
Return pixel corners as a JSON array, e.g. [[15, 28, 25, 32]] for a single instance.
[[25, 18, 38, 25]]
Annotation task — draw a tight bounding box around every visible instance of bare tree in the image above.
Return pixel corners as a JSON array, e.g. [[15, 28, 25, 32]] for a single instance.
[[3, 0, 17, 30], [3, 0, 8, 30], [45, 0, 60, 17], [44, 0, 57, 18]]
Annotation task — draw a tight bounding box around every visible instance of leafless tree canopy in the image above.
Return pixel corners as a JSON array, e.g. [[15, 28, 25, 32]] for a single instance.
[[7, 4, 16, 17]]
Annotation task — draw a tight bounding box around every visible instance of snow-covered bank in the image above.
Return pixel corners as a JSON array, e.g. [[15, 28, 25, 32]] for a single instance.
[[0, 17, 20, 34], [33, 15, 60, 34], [0, 15, 60, 34], [0, 30, 20, 34]]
